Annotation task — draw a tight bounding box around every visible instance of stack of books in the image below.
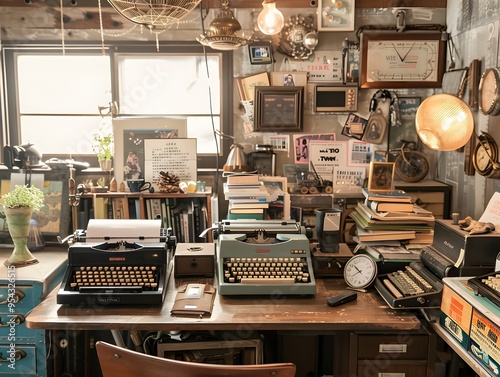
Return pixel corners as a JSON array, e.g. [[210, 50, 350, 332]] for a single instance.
[[350, 188, 435, 245], [223, 174, 269, 220]]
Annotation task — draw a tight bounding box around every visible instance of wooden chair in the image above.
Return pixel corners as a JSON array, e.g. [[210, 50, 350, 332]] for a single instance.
[[96, 341, 296, 377]]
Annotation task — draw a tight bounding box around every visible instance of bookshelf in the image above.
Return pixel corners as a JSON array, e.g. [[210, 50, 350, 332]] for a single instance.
[[73, 189, 214, 243]]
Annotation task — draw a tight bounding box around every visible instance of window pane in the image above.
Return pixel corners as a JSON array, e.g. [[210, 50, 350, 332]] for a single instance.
[[20, 115, 102, 156], [117, 55, 220, 115], [187, 116, 221, 154], [17, 55, 111, 114]]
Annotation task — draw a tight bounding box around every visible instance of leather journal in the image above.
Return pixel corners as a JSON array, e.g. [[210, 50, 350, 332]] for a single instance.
[[170, 283, 216, 318]]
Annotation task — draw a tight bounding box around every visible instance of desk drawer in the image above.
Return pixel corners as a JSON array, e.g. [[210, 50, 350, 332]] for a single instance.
[[357, 360, 427, 377], [0, 286, 35, 312], [357, 335, 428, 360], [0, 344, 36, 375]]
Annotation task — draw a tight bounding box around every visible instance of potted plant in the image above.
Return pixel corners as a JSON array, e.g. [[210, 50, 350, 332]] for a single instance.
[[1, 184, 45, 267], [93, 121, 114, 171]]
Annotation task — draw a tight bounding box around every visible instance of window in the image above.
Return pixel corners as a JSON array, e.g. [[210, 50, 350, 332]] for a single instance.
[[2, 44, 232, 168]]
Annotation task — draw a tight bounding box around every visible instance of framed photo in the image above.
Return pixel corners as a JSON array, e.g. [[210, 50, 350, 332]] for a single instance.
[[248, 42, 273, 65], [270, 71, 308, 87], [317, 0, 355, 31], [259, 176, 290, 220], [112, 118, 187, 185], [368, 162, 395, 192], [254, 86, 304, 132], [235, 72, 270, 101], [342, 113, 368, 140], [388, 97, 421, 151], [360, 32, 446, 89], [0, 170, 70, 244]]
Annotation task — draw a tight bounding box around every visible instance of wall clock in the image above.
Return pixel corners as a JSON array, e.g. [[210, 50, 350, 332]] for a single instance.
[[343, 254, 378, 290], [478, 67, 500, 116], [472, 132, 500, 177], [359, 32, 447, 89]]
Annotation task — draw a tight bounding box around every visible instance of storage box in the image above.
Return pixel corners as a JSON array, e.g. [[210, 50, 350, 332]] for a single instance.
[[174, 243, 215, 277], [440, 283, 473, 350], [157, 338, 263, 365], [469, 308, 500, 376]]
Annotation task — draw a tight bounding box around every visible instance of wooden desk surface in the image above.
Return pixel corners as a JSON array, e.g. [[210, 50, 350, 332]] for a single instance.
[[26, 274, 422, 332]]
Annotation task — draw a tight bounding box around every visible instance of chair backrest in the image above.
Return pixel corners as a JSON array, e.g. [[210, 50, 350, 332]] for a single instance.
[[96, 341, 296, 377]]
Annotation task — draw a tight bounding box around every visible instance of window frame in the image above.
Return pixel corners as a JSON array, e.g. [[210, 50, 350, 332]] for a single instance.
[[1, 42, 233, 170]]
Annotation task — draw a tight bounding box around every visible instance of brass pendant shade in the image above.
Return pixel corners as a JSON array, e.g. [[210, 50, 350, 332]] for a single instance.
[[198, 0, 251, 51]]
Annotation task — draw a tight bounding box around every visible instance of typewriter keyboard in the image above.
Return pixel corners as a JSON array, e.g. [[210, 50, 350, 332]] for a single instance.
[[222, 257, 312, 284], [468, 272, 500, 307], [68, 265, 160, 291], [384, 266, 435, 298]]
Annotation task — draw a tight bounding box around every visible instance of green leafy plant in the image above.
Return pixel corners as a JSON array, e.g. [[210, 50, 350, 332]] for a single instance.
[[92, 121, 114, 161], [1, 184, 45, 212]]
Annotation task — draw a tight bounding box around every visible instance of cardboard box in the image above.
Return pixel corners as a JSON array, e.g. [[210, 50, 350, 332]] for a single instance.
[[469, 309, 500, 376], [440, 283, 473, 350]]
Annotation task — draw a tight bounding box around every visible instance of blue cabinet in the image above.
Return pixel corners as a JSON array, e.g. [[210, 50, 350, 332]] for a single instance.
[[0, 250, 66, 376]]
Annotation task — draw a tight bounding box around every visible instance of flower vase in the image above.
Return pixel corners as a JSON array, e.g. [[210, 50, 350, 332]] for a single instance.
[[4, 207, 39, 267], [99, 159, 113, 171]]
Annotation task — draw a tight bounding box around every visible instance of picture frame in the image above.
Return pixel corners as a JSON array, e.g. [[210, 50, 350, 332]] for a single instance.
[[368, 162, 395, 192], [0, 170, 70, 245], [235, 72, 270, 102], [360, 32, 446, 89], [112, 117, 187, 186], [270, 71, 308, 87], [254, 86, 304, 132], [317, 0, 355, 31], [248, 41, 273, 65], [342, 113, 368, 140], [259, 176, 290, 220], [388, 97, 421, 151]]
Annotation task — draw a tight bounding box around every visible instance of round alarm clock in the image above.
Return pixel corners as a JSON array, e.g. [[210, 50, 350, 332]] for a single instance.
[[343, 254, 378, 290]]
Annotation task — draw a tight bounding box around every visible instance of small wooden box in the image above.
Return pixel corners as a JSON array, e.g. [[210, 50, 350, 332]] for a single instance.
[[174, 243, 215, 277]]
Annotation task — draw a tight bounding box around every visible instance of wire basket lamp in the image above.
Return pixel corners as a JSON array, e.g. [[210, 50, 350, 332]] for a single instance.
[[107, 0, 203, 31]]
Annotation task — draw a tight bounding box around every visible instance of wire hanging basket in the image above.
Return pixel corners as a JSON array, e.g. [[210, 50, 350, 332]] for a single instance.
[[107, 0, 203, 30]]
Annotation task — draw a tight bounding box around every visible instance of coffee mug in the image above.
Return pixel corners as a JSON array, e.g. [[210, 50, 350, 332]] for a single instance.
[[127, 179, 152, 193]]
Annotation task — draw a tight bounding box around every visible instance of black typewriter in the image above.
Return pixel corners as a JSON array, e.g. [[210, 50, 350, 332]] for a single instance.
[[57, 241, 171, 306], [468, 271, 500, 308]]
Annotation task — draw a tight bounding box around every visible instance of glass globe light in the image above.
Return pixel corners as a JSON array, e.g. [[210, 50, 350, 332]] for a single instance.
[[257, 1, 284, 35]]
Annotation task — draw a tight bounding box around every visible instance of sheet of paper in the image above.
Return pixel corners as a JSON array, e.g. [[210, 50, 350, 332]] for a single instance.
[[478, 191, 500, 229]]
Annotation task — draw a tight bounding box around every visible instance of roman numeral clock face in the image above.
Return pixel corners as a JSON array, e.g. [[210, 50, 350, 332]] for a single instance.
[[360, 33, 446, 89]]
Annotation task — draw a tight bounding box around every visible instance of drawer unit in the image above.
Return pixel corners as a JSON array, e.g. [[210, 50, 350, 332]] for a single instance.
[[395, 180, 452, 219], [0, 250, 67, 377], [350, 332, 435, 377]]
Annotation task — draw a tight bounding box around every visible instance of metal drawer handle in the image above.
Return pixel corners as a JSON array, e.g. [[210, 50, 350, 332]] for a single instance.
[[0, 290, 25, 305], [0, 314, 25, 327], [378, 373, 405, 377], [0, 349, 27, 362], [379, 344, 407, 353]]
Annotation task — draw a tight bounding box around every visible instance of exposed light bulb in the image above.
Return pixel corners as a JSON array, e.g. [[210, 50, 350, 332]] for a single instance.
[[257, 1, 284, 35]]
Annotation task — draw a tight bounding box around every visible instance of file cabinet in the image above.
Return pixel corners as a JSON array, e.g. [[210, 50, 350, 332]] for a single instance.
[[0, 250, 67, 376]]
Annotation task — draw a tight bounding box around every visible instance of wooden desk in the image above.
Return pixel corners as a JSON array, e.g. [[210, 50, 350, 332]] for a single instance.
[[25, 274, 434, 376], [26, 275, 420, 332]]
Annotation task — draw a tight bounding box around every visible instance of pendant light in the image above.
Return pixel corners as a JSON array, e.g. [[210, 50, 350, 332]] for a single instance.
[[257, 0, 284, 35], [198, 0, 251, 51]]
